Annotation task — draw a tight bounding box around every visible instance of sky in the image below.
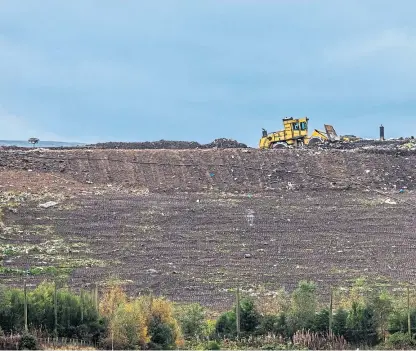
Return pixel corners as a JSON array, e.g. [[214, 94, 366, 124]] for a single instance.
[[0, 0, 415, 146]]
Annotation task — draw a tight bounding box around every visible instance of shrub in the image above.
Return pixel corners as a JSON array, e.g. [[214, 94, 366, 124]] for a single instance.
[[288, 281, 317, 333], [215, 296, 262, 338], [312, 309, 329, 333], [202, 319, 216, 338], [176, 303, 206, 339], [147, 297, 183, 349], [345, 302, 378, 346], [148, 316, 174, 350], [215, 311, 236, 338], [385, 332, 416, 350], [332, 309, 348, 336], [259, 313, 289, 337], [18, 333, 39, 350], [205, 340, 221, 350], [239, 297, 261, 335], [388, 309, 416, 334], [100, 286, 148, 349]]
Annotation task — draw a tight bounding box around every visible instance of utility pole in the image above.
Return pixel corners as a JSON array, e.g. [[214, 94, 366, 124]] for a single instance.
[[408, 287, 411, 337], [95, 283, 99, 314], [236, 287, 241, 339], [24, 253, 29, 334], [54, 280, 58, 338], [111, 329, 114, 351], [80, 288, 84, 323], [329, 287, 333, 334], [24, 279, 28, 333]]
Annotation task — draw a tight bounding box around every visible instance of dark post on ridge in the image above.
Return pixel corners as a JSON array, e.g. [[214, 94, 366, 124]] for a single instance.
[[380, 124, 385, 141]]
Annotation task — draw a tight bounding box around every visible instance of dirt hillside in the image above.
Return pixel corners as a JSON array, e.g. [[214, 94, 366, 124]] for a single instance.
[[0, 147, 415, 192], [0, 146, 415, 310]]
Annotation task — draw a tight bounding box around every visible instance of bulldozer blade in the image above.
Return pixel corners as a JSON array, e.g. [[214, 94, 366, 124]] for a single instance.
[[324, 125, 341, 142], [308, 137, 323, 146], [272, 142, 288, 149]]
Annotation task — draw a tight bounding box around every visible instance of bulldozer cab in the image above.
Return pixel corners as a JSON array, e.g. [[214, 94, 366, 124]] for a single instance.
[[283, 117, 309, 133]]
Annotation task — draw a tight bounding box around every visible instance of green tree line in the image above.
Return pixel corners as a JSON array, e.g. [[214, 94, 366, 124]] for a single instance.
[[1, 279, 416, 350]]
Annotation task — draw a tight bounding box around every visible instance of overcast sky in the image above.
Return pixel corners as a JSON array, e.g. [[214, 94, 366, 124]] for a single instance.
[[0, 0, 415, 145]]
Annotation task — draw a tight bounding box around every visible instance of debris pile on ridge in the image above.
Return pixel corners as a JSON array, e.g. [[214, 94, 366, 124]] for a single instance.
[[86, 138, 248, 149]]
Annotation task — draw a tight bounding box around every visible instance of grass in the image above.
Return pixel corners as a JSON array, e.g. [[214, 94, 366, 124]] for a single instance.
[[1, 240, 83, 257], [0, 266, 73, 276], [0, 233, 107, 281], [1, 241, 107, 269], [330, 267, 363, 275]]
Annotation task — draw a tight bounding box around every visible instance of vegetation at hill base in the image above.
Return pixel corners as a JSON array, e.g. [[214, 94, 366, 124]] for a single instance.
[[1, 278, 416, 349]]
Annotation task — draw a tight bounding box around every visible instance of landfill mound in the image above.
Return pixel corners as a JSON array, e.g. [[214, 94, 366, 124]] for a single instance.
[[83, 138, 248, 150], [1, 138, 415, 153], [0, 144, 415, 309], [0, 145, 415, 194], [0, 138, 248, 150], [308, 138, 416, 152]]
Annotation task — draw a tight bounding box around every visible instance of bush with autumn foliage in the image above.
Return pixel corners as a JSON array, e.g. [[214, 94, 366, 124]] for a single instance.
[[99, 284, 183, 350]]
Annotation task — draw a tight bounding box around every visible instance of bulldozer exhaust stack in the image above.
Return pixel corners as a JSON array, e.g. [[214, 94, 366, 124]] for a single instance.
[[380, 124, 385, 141]]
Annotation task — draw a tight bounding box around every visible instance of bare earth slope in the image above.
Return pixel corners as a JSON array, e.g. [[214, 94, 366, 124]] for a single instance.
[[0, 147, 415, 310]]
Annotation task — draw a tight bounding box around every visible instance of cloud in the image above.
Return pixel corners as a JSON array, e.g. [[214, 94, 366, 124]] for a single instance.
[[324, 29, 416, 65], [0, 1, 415, 143], [0, 110, 31, 140], [0, 106, 69, 141]]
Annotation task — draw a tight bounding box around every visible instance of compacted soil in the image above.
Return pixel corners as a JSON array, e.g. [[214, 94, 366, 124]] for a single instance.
[[0, 146, 415, 310]]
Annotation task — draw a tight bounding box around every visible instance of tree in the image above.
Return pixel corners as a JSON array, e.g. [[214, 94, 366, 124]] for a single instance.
[[332, 309, 348, 336], [368, 289, 394, 341], [312, 309, 330, 333], [108, 300, 149, 349], [259, 313, 289, 337], [148, 316, 175, 349], [99, 284, 127, 320], [100, 285, 146, 349], [99, 286, 182, 350], [215, 296, 261, 338], [215, 311, 236, 338], [239, 297, 261, 335], [388, 308, 416, 335], [28, 138, 39, 147], [0, 287, 24, 332], [147, 297, 183, 349], [255, 288, 290, 316], [288, 281, 317, 333], [176, 303, 206, 339], [345, 301, 378, 346], [338, 277, 372, 310]]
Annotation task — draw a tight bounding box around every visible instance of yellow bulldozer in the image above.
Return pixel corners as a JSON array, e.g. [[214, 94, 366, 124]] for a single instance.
[[259, 117, 342, 149]]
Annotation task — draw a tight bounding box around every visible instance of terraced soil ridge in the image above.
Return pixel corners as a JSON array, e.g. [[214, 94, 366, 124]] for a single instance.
[[0, 148, 414, 193]]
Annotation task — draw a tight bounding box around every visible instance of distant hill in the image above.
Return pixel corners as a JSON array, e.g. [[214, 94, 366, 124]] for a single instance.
[[0, 140, 86, 148]]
